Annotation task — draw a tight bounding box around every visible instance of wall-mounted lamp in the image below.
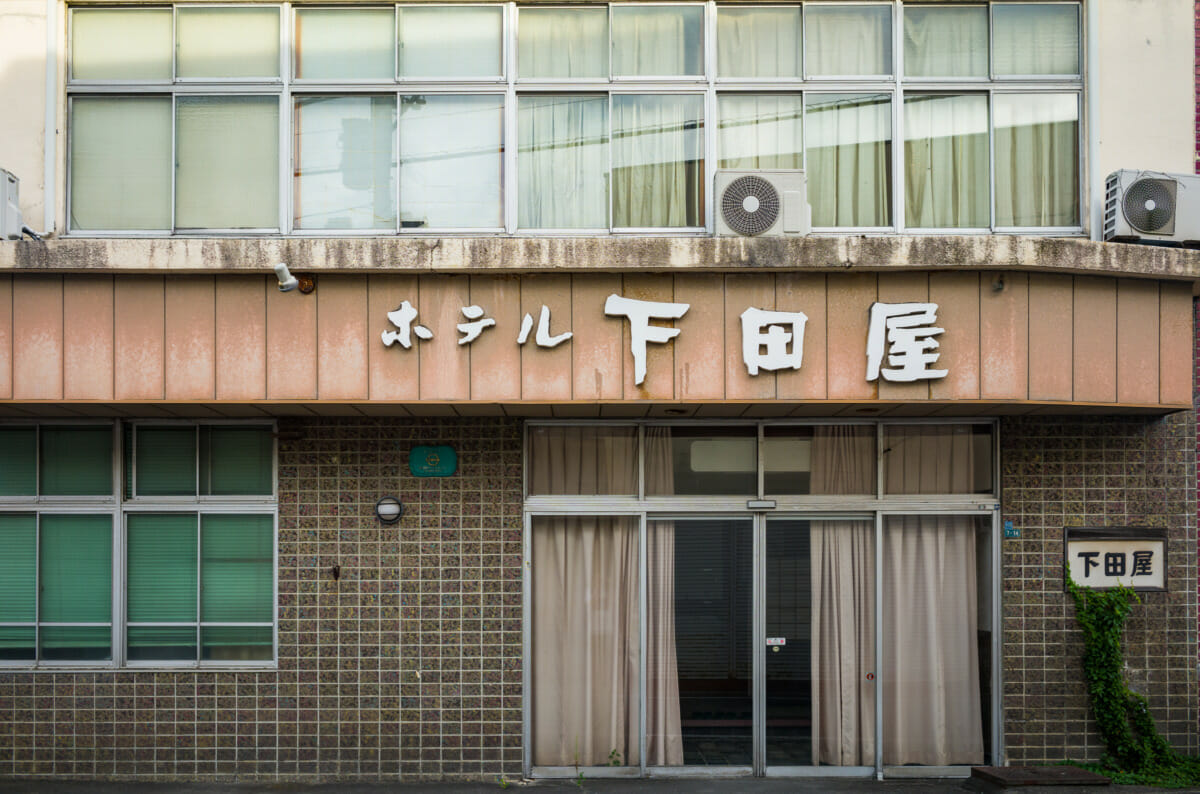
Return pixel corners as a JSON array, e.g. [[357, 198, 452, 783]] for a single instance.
[[375, 496, 403, 524], [275, 262, 315, 294]]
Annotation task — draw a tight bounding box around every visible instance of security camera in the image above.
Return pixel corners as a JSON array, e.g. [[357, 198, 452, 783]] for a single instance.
[[275, 263, 299, 292]]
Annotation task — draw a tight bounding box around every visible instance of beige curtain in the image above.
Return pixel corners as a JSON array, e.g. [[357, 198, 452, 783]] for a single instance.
[[904, 95, 990, 229], [994, 93, 1079, 228], [807, 94, 892, 228], [810, 425, 876, 766], [645, 427, 683, 765], [531, 427, 640, 766], [612, 95, 705, 228], [881, 426, 983, 766]]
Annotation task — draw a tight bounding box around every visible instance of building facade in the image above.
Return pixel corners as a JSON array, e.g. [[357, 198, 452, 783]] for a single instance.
[[0, 0, 1197, 782]]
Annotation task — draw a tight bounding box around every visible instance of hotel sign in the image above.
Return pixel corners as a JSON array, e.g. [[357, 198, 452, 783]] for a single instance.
[[383, 294, 948, 386], [1065, 527, 1167, 591]]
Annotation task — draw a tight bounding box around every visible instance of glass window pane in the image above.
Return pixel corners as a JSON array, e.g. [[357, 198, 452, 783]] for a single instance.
[[531, 515, 640, 766], [881, 515, 989, 764], [176, 96, 280, 230], [40, 625, 111, 662], [398, 7, 503, 78], [518, 95, 609, 229], [0, 514, 37, 622], [294, 95, 397, 231], [806, 5, 891, 77], [295, 8, 395, 80], [764, 425, 878, 496], [0, 428, 36, 495], [882, 424, 994, 495], [518, 7, 608, 79], [136, 427, 197, 496], [400, 95, 503, 229], [72, 8, 172, 81], [128, 626, 198, 663], [0, 627, 35, 661], [39, 514, 112, 623], [127, 513, 198, 623], [807, 94, 892, 227], [527, 426, 638, 496], [718, 94, 803, 170], [201, 625, 272, 662], [201, 515, 273, 623], [904, 5, 987, 78], [612, 6, 704, 77], [40, 426, 112, 496], [70, 97, 173, 231], [994, 4, 1080, 76], [646, 426, 757, 496], [904, 95, 990, 229], [612, 94, 704, 228], [717, 7, 802, 78], [994, 93, 1079, 227], [201, 427, 274, 496], [177, 7, 281, 79]]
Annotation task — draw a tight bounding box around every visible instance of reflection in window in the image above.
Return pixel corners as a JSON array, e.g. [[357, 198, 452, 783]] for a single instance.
[[994, 94, 1079, 227], [718, 94, 804, 170], [612, 94, 704, 228], [518, 96, 609, 229], [805, 5, 892, 77], [612, 6, 704, 77], [807, 94, 892, 228], [717, 7, 802, 78], [519, 7, 609, 79], [993, 3, 1080, 76], [903, 5, 987, 78], [904, 95, 990, 229], [295, 8, 395, 80], [397, 6, 503, 78]]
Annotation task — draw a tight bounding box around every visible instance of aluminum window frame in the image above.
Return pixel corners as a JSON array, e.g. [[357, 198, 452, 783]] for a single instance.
[[63, 1, 1086, 237], [0, 419, 279, 671]]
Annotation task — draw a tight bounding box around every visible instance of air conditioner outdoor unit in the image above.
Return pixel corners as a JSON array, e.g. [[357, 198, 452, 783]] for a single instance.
[[1, 169, 21, 241], [715, 169, 811, 237], [1103, 169, 1200, 245]]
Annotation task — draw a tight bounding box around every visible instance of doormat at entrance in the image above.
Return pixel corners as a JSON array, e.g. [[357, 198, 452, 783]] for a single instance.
[[964, 766, 1111, 791]]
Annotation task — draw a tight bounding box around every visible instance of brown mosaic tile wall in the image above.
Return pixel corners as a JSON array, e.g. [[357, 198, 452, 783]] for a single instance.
[[1000, 414, 1198, 764], [0, 417, 525, 781]]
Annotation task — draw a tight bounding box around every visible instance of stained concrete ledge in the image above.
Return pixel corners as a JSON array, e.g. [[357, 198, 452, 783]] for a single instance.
[[2, 235, 1200, 281]]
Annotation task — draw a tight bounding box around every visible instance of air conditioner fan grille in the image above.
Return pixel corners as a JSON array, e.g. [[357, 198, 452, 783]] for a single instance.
[[721, 175, 780, 236], [1122, 178, 1175, 234]]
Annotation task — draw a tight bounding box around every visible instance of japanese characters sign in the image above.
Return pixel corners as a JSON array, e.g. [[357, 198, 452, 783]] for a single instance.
[[1065, 528, 1167, 591], [382, 294, 949, 387]]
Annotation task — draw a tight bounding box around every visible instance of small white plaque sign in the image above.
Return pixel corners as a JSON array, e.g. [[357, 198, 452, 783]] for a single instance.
[[1066, 536, 1166, 590]]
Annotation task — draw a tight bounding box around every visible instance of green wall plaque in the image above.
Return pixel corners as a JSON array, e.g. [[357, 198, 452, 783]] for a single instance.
[[410, 445, 457, 477]]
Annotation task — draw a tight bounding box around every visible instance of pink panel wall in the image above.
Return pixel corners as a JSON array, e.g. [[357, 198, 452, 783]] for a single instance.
[[979, 272, 1028, 400], [114, 278, 164, 401], [1072, 277, 1117, 403], [368, 275, 420, 402], [12, 277, 61, 400], [215, 278, 266, 400], [0, 275, 10, 399], [316, 276, 369, 400], [64, 276, 114, 401], [826, 274, 876, 400], [1115, 279, 1160, 405], [418, 276, 470, 401], [1028, 273, 1074, 402], [571, 274, 624, 400], [469, 276, 522, 402], [775, 274, 826, 401], [725, 274, 777, 401], [876, 272, 931, 402], [929, 272, 980, 401], [620, 274, 677, 401], [672, 274, 725, 401], [519, 275, 572, 401], [164, 277, 215, 401], [1159, 281, 1193, 406], [267, 279, 317, 400]]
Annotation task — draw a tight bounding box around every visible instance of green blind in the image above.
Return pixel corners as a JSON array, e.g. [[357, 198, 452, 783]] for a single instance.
[[40, 426, 113, 496], [201, 514, 273, 622], [136, 427, 197, 496], [0, 513, 37, 622], [201, 625, 272, 661], [201, 426, 273, 495], [39, 514, 113, 623], [0, 428, 36, 495], [127, 513, 198, 622]]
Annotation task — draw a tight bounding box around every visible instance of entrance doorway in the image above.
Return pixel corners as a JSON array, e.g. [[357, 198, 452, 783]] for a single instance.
[[523, 421, 998, 778]]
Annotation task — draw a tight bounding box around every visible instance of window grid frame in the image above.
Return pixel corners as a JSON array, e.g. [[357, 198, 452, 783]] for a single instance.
[[0, 420, 279, 670], [64, 1, 1086, 237]]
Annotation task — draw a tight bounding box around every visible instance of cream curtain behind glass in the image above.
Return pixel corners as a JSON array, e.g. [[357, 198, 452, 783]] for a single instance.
[[995, 94, 1079, 227], [810, 426, 876, 766], [645, 427, 683, 766], [612, 7, 702, 77], [807, 95, 891, 228], [612, 96, 704, 228], [718, 95, 803, 171], [993, 4, 1080, 76], [881, 426, 983, 766], [518, 8, 608, 79], [519, 96, 609, 229], [903, 6, 987, 78], [716, 7, 802, 78], [805, 6, 891, 77], [904, 95, 990, 229], [531, 428, 639, 767]]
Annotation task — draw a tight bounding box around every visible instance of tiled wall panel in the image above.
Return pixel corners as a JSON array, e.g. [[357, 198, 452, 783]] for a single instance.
[[1000, 412, 1198, 764], [0, 418, 524, 782]]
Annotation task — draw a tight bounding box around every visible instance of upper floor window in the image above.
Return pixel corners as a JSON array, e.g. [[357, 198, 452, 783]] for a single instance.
[[66, 2, 1083, 235]]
